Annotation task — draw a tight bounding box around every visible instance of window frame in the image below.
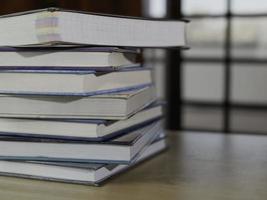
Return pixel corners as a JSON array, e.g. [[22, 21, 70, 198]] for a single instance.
[[181, 0, 267, 134]]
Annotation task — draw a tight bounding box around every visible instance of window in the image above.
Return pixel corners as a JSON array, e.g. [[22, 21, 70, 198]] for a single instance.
[[182, 0, 267, 134]]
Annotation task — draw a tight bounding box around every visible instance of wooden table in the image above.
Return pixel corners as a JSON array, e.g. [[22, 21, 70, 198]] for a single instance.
[[0, 131, 266, 200]]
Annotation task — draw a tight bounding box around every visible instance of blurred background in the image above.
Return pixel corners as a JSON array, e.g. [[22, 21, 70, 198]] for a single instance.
[[1, 0, 267, 135]]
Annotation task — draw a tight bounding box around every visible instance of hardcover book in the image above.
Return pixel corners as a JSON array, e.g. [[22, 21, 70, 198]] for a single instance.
[[0, 68, 152, 96], [0, 47, 139, 70], [0, 120, 163, 164], [0, 103, 162, 141], [0, 137, 166, 186], [0, 8, 187, 47], [0, 86, 156, 120]]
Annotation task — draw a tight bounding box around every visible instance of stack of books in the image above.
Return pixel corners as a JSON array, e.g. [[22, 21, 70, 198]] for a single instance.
[[0, 8, 187, 185]]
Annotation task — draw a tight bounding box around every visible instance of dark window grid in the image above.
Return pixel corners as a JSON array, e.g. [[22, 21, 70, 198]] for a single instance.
[[183, 58, 267, 64], [184, 13, 267, 18], [182, 128, 267, 136], [183, 101, 267, 111], [165, 0, 183, 130], [181, 0, 267, 133]]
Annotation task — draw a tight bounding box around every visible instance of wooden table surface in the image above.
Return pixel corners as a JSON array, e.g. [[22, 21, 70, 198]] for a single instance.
[[0, 131, 266, 200]]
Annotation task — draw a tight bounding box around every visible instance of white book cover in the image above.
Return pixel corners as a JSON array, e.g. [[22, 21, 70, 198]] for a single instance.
[[0, 103, 163, 141], [0, 121, 163, 163], [0, 8, 187, 47], [0, 137, 167, 186], [0, 86, 156, 120], [0, 68, 152, 95], [0, 47, 139, 69]]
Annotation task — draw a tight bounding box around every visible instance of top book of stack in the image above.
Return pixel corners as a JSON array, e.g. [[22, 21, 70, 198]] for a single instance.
[[0, 8, 187, 48]]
